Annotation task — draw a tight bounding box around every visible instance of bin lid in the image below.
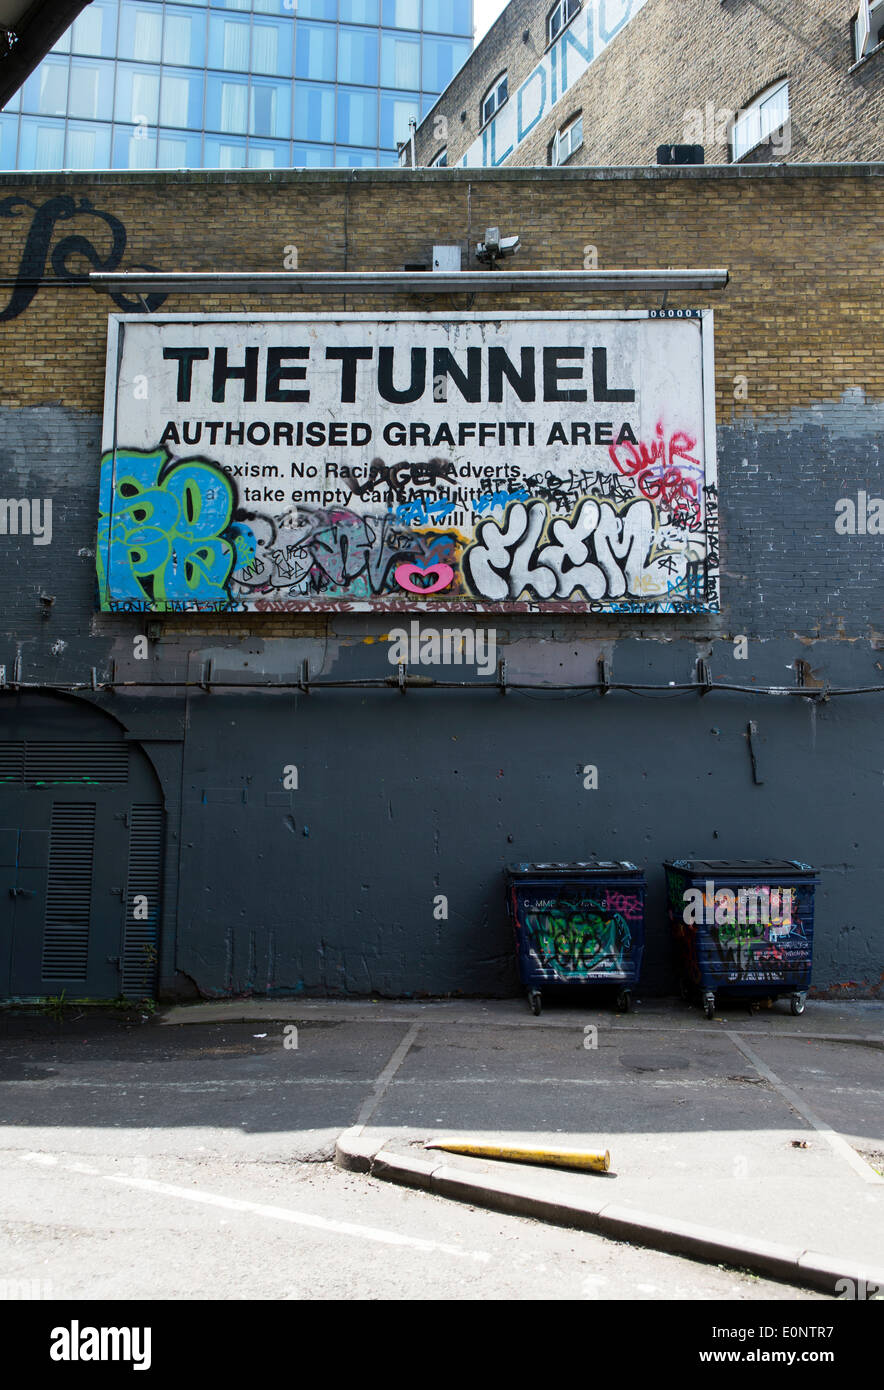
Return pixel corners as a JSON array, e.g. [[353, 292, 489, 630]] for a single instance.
[[506, 861, 643, 877], [664, 859, 816, 875]]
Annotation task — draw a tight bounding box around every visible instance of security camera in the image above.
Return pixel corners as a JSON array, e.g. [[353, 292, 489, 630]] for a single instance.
[[475, 228, 521, 268]]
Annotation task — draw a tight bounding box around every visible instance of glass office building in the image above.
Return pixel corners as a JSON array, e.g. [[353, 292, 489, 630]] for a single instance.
[[0, 0, 472, 171]]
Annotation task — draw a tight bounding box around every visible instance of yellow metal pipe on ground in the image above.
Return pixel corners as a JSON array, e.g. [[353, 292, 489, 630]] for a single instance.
[[424, 1139, 611, 1173]]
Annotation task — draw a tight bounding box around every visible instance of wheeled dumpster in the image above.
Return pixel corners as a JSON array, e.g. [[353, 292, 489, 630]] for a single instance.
[[505, 862, 646, 1015], [664, 859, 819, 1018]]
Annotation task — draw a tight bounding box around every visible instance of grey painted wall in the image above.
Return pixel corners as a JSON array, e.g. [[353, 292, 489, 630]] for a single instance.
[[1, 402, 882, 997]]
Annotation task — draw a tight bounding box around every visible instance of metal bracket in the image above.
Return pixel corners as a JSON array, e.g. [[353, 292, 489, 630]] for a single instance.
[[299, 659, 310, 694], [696, 657, 713, 694], [497, 658, 507, 694], [746, 720, 764, 785], [597, 655, 610, 694], [201, 658, 213, 692], [398, 662, 407, 694]]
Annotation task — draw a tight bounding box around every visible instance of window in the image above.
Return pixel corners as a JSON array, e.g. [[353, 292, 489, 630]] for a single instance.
[[205, 137, 247, 168], [549, 112, 582, 164], [338, 27, 379, 84], [252, 22, 290, 78], [424, 0, 472, 35], [248, 142, 289, 168], [383, 0, 419, 28], [156, 130, 202, 166], [66, 122, 111, 168], [219, 80, 248, 133], [114, 125, 157, 167], [119, 5, 163, 63], [291, 143, 335, 166], [854, 0, 884, 59], [422, 37, 471, 92], [297, 0, 336, 16], [68, 62, 114, 121], [163, 11, 206, 69], [0, 114, 18, 169], [430, 146, 447, 166], [381, 33, 420, 88], [296, 23, 337, 81], [340, 0, 379, 20], [115, 65, 160, 123], [380, 92, 417, 145], [250, 80, 290, 138], [731, 79, 789, 161], [160, 76, 191, 128], [25, 60, 69, 116], [481, 72, 507, 126], [337, 87, 377, 144], [547, 0, 580, 46], [294, 83, 335, 142], [211, 16, 250, 70], [335, 146, 378, 166], [19, 118, 65, 169], [71, 5, 105, 56]]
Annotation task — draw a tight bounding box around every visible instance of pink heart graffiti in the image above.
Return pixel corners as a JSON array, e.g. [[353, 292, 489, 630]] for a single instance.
[[394, 562, 455, 594]]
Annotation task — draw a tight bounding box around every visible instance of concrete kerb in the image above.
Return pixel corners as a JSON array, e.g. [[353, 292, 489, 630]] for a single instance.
[[334, 1127, 884, 1296]]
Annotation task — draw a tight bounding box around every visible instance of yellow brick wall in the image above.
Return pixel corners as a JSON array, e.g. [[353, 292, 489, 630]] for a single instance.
[[1, 166, 881, 423]]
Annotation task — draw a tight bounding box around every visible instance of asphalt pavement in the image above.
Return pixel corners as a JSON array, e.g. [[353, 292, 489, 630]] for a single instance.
[[1, 997, 881, 1297]]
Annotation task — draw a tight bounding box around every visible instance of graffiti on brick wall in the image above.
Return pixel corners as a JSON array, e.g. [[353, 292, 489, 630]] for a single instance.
[[99, 314, 719, 612], [0, 195, 166, 322], [96, 448, 254, 608]]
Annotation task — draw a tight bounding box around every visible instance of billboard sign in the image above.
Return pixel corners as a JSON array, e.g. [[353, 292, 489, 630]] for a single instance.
[[98, 311, 719, 614]]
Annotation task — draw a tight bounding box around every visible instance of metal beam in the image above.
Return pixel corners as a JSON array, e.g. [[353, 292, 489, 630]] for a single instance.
[[89, 268, 729, 296], [0, 0, 93, 109]]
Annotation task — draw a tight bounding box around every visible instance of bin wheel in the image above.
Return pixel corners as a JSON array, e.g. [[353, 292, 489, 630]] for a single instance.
[[528, 991, 542, 1017], [790, 993, 806, 1016], [703, 991, 716, 1020], [616, 989, 633, 1013]]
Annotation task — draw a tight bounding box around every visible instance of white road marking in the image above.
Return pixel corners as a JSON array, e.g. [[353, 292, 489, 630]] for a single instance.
[[12, 1151, 489, 1262], [101, 1171, 490, 1260], [352, 1021, 421, 1131], [726, 1032, 884, 1184]]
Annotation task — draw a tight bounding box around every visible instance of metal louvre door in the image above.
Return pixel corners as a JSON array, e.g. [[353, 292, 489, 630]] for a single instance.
[[0, 694, 164, 1001]]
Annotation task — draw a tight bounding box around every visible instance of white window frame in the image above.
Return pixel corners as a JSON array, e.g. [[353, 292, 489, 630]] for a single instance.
[[854, 0, 884, 59], [547, 0, 580, 47], [550, 113, 583, 165], [480, 72, 508, 127], [731, 79, 790, 162], [430, 146, 447, 167]]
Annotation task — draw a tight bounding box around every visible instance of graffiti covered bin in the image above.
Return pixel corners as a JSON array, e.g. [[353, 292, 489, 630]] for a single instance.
[[664, 859, 819, 1020], [505, 862, 646, 1015]]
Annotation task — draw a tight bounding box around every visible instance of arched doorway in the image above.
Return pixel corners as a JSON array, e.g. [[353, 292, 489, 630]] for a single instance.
[[0, 692, 164, 1001]]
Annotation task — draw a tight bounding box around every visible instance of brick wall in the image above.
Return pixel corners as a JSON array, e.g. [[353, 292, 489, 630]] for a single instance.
[[1, 164, 882, 997], [415, 0, 883, 168]]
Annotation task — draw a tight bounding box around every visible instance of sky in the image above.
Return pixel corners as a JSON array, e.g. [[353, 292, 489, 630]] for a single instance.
[[474, 0, 509, 42]]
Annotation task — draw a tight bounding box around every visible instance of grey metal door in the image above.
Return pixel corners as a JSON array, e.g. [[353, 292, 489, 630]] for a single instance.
[[0, 696, 164, 1000]]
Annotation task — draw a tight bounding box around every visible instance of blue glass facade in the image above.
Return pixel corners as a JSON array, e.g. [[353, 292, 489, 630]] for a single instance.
[[0, 0, 472, 170]]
